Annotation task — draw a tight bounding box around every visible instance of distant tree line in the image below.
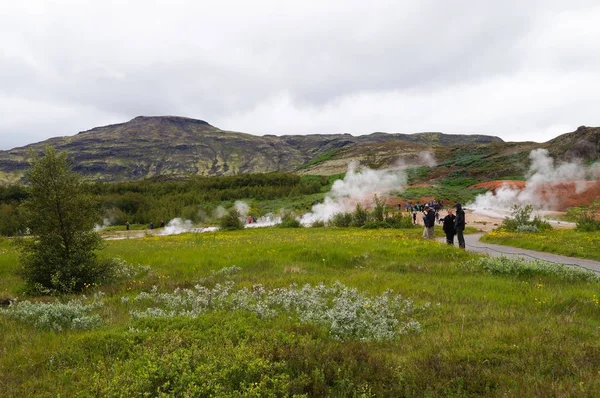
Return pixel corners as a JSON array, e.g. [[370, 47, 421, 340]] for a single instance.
[[0, 173, 328, 235]]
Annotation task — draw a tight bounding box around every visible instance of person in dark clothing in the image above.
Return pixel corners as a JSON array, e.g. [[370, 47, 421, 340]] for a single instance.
[[442, 209, 456, 245], [422, 206, 436, 239], [454, 203, 466, 249]]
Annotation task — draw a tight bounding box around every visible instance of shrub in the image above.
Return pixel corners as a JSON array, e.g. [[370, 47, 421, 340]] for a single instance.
[[311, 220, 326, 228], [465, 256, 599, 282], [276, 213, 301, 228], [386, 213, 415, 229], [351, 203, 369, 227], [105, 258, 151, 282], [573, 201, 600, 232], [362, 221, 392, 229], [372, 195, 387, 222], [516, 225, 539, 233], [0, 294, 104, 331], [501, 204, 552, 232], [328, 212, 353, 228], [125, 281, 426, 341], [219, 208, 244, 230]]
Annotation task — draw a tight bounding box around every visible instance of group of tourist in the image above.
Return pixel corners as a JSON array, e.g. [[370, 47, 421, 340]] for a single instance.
[[420, 202, 466, 249]]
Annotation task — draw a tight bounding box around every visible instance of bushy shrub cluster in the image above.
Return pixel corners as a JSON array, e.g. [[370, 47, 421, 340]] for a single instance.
[[106, 258, 152, 281], [328, 199, 414, 229], [276, 213, 302, 228], [0, 294, 104, 331], [123, 281, 425, 341], [501, 204, 552, 232], [516, 225, 539, 233], [219, 208, 245, 230], [571, 201, 600, 232], [92, 173, 326, 225], [465, 256, 599, 282]]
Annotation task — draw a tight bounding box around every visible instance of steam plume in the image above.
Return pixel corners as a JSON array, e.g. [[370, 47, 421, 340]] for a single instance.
[[301, 162, 407, 224], [469, 148, 597, 216], [159, 218, 193, 235]]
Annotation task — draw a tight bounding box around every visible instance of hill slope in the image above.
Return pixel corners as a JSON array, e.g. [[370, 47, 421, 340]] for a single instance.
[[0, 116, 503, 182]]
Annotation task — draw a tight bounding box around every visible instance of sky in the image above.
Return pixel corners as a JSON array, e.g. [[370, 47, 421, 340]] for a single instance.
[[1, 0, 599, 150]]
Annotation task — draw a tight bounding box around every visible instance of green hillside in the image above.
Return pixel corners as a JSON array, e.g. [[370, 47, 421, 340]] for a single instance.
[[0, 116, 504, 183]]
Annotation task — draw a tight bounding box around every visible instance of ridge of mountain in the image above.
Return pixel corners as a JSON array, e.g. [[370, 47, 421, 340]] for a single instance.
[[0, 116, 596, 183]]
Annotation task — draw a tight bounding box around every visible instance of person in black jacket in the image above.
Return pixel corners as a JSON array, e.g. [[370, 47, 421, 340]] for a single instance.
[[442, 209, 456, 245], [422, 206, 436, 239], [454, 203, 466, 249]]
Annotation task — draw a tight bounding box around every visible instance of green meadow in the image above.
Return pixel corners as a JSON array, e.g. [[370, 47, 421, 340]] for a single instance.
[[481, 229, 600, 261], [1, 228, 600, 397]]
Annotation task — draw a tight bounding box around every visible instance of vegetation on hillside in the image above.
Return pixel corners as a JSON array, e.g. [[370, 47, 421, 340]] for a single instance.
[[0, 173, 331, 235]]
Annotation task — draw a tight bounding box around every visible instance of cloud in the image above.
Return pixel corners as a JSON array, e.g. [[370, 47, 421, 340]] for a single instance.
[[1, 1, 600, 149]]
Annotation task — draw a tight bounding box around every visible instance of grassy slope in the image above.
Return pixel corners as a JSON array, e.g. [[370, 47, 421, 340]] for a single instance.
[[1, 229, 600, 397], [481, 230, 600, 261]]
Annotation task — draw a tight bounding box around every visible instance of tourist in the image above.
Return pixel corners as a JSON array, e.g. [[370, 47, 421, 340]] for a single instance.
[[442, 209, 456, 245], [422, 205, 436, 239], [454, 203, 466, 249]]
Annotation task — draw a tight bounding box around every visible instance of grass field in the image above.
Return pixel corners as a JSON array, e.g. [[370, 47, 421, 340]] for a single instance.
[[481, 229, 600, 261], [2, 228, 600, 397]]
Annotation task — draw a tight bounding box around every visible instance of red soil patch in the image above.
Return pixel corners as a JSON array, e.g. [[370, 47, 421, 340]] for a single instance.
[[472, 180, 526, 190], [471, 180, 600, 211]]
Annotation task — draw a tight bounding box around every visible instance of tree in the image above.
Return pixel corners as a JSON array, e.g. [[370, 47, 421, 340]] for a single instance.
[[18, 146, 107, 294]]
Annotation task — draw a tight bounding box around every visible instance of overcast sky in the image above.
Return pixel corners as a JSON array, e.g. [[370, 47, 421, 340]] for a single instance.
[[1, 1, 599, 150]]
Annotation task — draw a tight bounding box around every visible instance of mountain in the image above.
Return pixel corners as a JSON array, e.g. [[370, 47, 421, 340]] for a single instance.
[[0, 116, 504, 183], [548, 125, 600, 161]]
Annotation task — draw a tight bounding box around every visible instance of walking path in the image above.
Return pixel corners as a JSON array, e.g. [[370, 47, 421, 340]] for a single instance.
[[440, 233, 600, 274]]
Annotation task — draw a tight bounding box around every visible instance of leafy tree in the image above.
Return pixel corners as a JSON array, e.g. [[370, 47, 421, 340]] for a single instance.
[[18, 146, 109, 295]]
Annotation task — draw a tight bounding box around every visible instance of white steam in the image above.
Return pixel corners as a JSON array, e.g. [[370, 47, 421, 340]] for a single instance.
[[418, 151, 437, 167], [301, 162, 407, 224], [234, 200, 250, 216], [245, 214, 282, 228], [158, 218, 220, 235], [94, 218, 112, 232], [213, 206, 227, 219], [159, 218, 193, 235], [469, 148, 597, 216]]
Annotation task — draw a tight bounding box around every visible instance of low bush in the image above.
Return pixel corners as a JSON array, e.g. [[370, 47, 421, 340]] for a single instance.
[[363, 221, 392, 229], [516, 225, 539, 233], [501, 204, 552, 232], [219, 208, 245, 230], [0, 294, 105, 331], [328, 212, 353, 228], [572, 201, 600, 231], [124, 281, 425, 341], [351, 203, 369, 227], [465, 256, 599, 282], [311, 220, 326, 228], [276, 213, 302, 228]]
